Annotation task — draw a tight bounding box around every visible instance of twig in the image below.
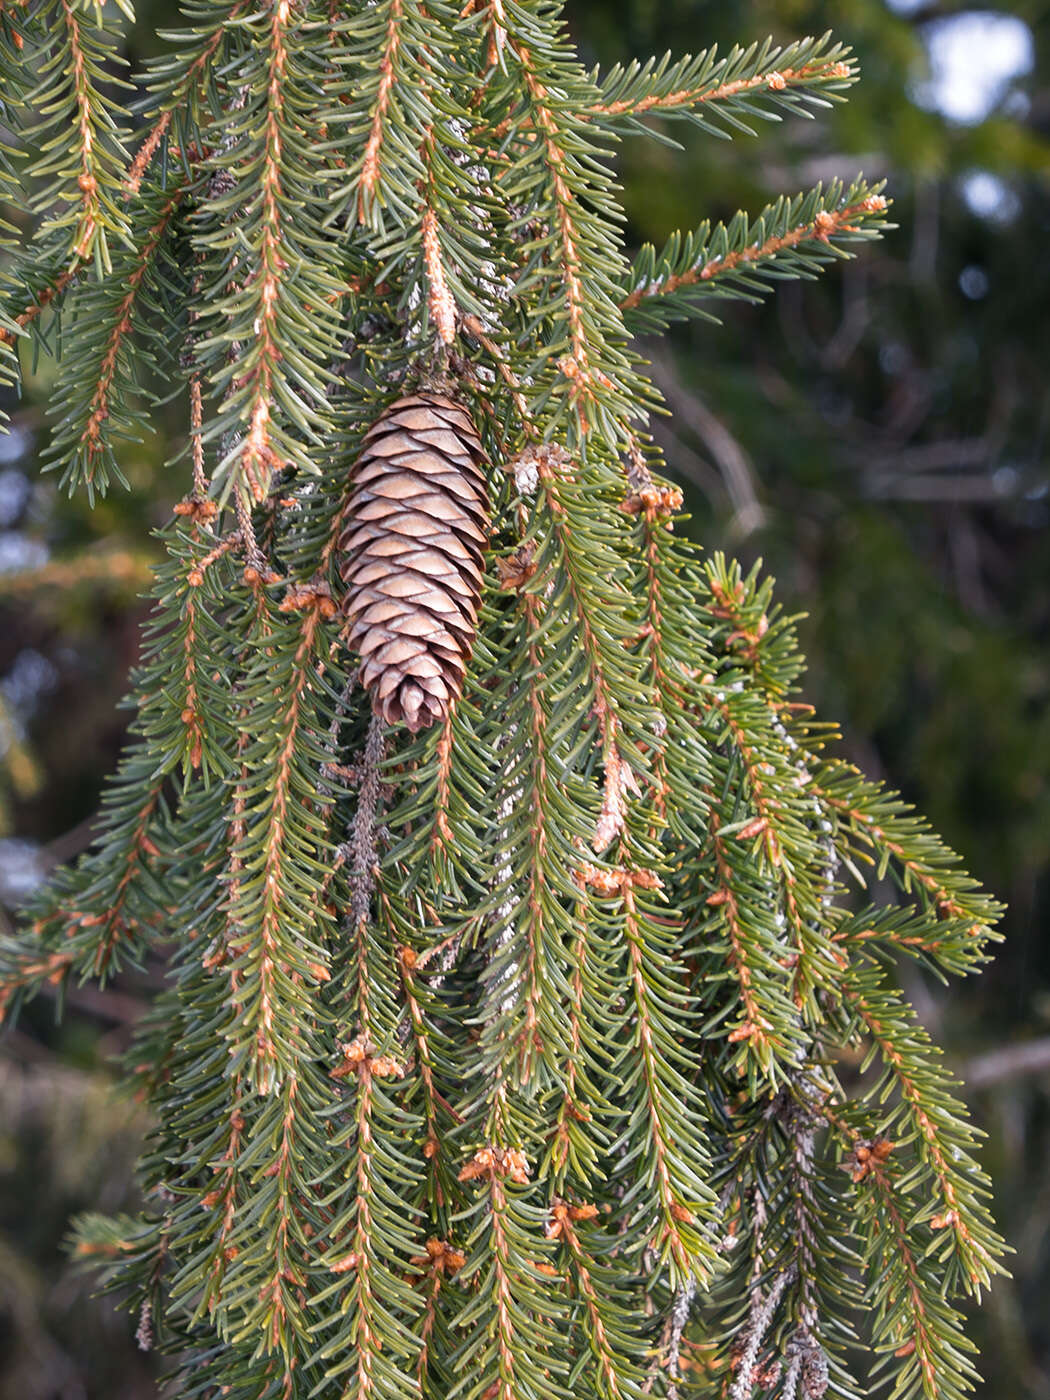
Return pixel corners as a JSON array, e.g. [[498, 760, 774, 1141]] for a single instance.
[[665, 1275, 697, 1400], [189, 377, 208, 499], [234, 495, 264, 574], [780, 1348, 804, 1400], [349, 711, 386, 929], [728, 1265, 796, 1400]]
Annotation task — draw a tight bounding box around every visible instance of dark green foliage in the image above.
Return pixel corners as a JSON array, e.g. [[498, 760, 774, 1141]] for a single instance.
[[0, 4, 1007, 1399]]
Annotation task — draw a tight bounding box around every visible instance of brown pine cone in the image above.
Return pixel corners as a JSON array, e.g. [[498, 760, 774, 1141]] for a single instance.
[[339, 393, 489, 732]]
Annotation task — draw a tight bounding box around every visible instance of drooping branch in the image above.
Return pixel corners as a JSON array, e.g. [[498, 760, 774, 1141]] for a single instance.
[[44, 183, 186, 498], [488, 22, 645, 441], [55, 0, 128, 265], [357, 0, 405, 225], [622, 879, 715, 1282], [546, 1200, 641, 1399], [0, 265, 77, 348], [812, 759, 1002, 974], [842, 970, 1005, 1291], [705, 807, 799, 1067], [701, 686, 838, 1005], [223, 595, 336, 1093], [127, 0, 247, 195], [240, 0, 295, 502], [191, 7, 345, 504], [528, 444, 644, 845], [82, 204, 173, 458]]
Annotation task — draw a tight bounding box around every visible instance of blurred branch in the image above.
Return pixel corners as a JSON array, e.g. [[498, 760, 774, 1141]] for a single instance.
[[647, 344, 765, 537], [818, 260, 871, 370], [910, 180, 940, 285], [963, 1039, 1050, 1090], [43, 816, 101, 868], [0, 549, 155, 598], [865, 475, 1016, 503], [866, 437, 1006, 477]]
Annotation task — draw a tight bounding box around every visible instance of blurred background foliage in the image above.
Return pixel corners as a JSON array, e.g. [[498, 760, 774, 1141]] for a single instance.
[[1, 0, 1048, 1394]]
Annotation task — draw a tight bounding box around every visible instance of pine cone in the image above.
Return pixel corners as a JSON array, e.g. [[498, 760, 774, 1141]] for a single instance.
[[339, 393, 489, 732]]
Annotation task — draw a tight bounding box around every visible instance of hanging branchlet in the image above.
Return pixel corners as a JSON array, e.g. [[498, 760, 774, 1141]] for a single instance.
[[0, 9, 1005, 1400], [27, 0, 133, 270]]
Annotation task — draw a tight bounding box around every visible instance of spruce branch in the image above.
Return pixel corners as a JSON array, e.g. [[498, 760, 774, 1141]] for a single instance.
[[626, 472, 716, 853], [701, 684, 840, 1008], [141, 528, 234, 779], [190, 11, 346, 506], [525, 443, 653, 824], [621, 180, 891, 333], [357, 0, 406, 226], [485, 591, 574, 1086], [0, 263, 77, 356], [0, 716, 170, 1014], [427, 708, 457, 868], [0, 9, 1007, 1399], [619, 876, 719, 1283], [420, 202, 457, 348], [222, 591, 337, 1094], [241, 0, 313, 502], [728, 1265, 797, 1400], [812, 758, 1003, 974], [137, 0, 248, 134], [349, 711, 387, 937], [333, 0, 456, 234], [854, 1155, 981, 1400], [187, 374, 208, 498], [43, 181, 186, 499], [547, 1199, 647, 1400], [513, 45, 617, 427], [128, 0, 250, 194], [546, 905, 599, 1184], [841, 965, 1007, 1293], [587, 33, 857, 139], [123, 109, 172, 199], [452, 1160, 567, 1400], [394, 934, 459, 1194], [485, 15, 648, 441], [698, 804, 807, 1072], [664, 1273, 698, 1400], [700, 553, 809, 702], [25, 0, 133, 270]]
